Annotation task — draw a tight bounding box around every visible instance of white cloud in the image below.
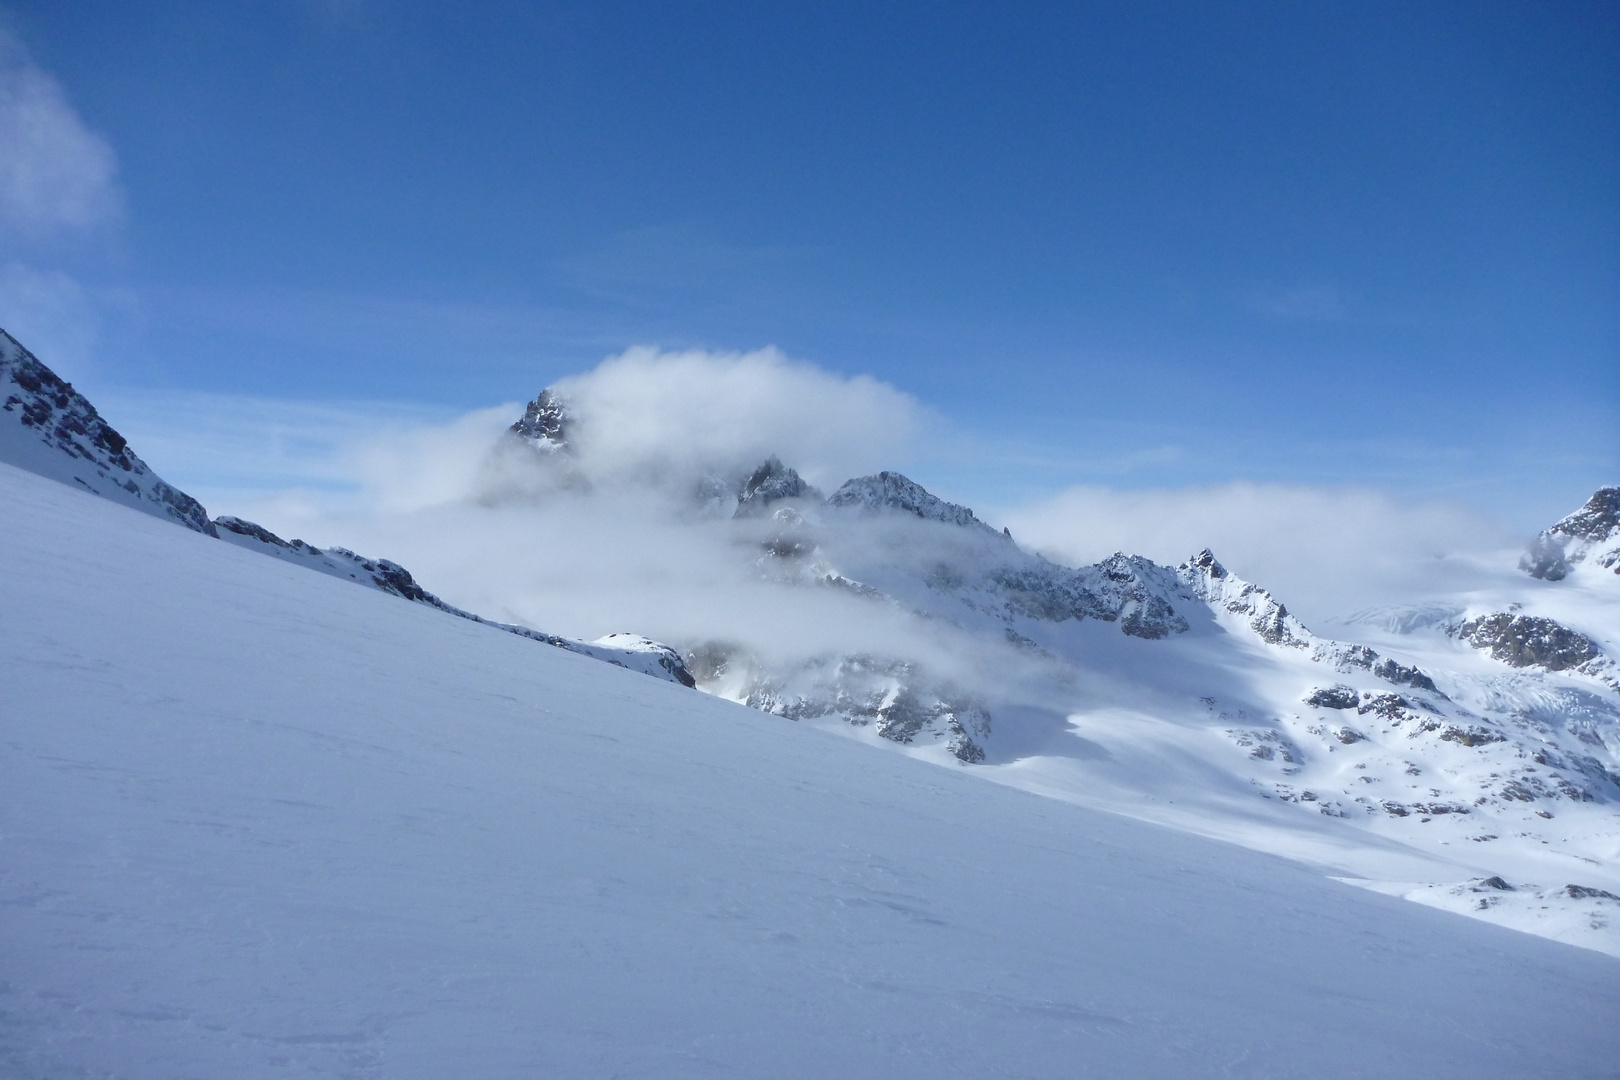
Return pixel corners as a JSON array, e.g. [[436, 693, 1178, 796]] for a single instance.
[[89, 350, 1532, 659], [540, 346, 922, 492], [0, 32, 121, 244], [996, 482, 1518, 627]]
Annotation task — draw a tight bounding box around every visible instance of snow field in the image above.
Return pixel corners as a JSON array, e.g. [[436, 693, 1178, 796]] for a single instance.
[[2, 461, 1619, 1078]]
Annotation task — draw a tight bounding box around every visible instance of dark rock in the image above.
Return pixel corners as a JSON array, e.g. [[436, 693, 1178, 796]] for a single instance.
[[1520, 533, 1570, 581], [509, 388, 572, 449], [0, 328, 217, 536], [1456, 613, 1601, 672], [1305, 686, 1360, 710], [1370, 657, 1439, 693], [1439, 726, 1506, 748], [1565, 884, 1620, 901], [734, 456, 819, 517]]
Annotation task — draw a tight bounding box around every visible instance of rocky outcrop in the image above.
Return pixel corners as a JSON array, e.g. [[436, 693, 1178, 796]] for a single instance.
[[1177, 549, 1309, 646], [1305, 686, 1360, 710], [982, 553, 1191, 637], [691, 645, 988, 762], [1456, 613, 1602, 672], [0, 328, 216, 536]]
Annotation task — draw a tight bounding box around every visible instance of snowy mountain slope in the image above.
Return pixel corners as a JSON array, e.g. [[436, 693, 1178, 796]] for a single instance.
[[213, 515, 694, 684], [466, 386, 1620, 954], [742, 486, 1620, 949], [0, 327, 215, 535], [3, 459, 1618, 1080], [1522, 486, 1620, 581], [0, 329, 691, 686]]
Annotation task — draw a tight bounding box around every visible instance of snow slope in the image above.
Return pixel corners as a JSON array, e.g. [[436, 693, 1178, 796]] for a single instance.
[[4, 460, 1619, 1078], [323, 383, 1620, 956], [0, 328, 692, 687], [660, 474, 1620, 953]]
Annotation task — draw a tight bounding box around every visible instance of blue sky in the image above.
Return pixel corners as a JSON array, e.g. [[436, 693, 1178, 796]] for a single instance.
[[1, 0, 1616, 527]]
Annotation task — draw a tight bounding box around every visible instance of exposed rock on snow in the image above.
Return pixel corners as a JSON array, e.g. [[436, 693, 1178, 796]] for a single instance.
[[0, 327, 216, 535], [734, 455, 820, 517], [1521, 486, 1620, 580], [688, 644, 989, 762], [1305, 686, 1360, 710], [826, 471, 996, 531], [1177, 548, 1307, 646], [509, 387, 572, 452], [1455, 612, 1603, 671]]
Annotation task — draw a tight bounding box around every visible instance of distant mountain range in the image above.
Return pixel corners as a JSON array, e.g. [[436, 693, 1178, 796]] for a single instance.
[[5, 325, 1618, 955]]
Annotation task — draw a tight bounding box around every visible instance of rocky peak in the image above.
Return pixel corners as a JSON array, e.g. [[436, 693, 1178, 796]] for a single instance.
[[825, 471, 993, 531], [510, 388, 572, 451], [1521, 486, 1620, 580], [734, 456, 820, 517], [0, 327, 216, 536], [1555, 487, 1620, 542], [1177, 549, 1309, 647]]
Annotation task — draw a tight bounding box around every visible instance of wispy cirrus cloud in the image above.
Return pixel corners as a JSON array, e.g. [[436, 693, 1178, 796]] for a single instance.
[[0, 31, 120, 245], [0, 30, 124, 379]]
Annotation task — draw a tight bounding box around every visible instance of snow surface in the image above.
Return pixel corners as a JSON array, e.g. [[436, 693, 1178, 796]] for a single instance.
[[4, 459, 1619, 1078], [213, 515, 695, 685]]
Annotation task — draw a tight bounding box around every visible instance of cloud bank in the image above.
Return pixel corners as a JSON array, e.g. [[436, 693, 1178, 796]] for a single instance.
[[132, 348, 1527, 652], [997, 483, 1518, 628], [539, 346, 921, 491]]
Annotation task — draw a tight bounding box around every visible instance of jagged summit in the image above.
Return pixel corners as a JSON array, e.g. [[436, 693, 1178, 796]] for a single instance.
[[1522, 485, 1620, 580], [0, 328, 216, 535], [734, 455, 819, 517], [825, 471, 994, 531], [1177, 547, 1310, 646], [510, 387, 572, 451]]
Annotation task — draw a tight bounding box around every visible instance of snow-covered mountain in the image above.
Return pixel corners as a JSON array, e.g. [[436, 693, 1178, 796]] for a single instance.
[[6, 324, 1617, 959], [4, 333, 1619, 1072], [1, 328, 215, 534], [1522, 486, 1620, 580], [8, 456, 1618, 1078], [488, 384, 1620, 955], [0, 328, 693, 687]]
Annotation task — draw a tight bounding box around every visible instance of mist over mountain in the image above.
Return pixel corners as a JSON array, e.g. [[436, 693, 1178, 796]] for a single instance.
[[6, 324, 1620, 958]]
